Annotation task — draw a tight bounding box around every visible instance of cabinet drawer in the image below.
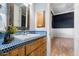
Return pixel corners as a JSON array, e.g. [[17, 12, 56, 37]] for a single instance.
[[39, 44, 46, 56], [29, 49, 40, 56], [29, 43, 46, 56], [25, 44, 31, 55], [25, 40, 41, 56]]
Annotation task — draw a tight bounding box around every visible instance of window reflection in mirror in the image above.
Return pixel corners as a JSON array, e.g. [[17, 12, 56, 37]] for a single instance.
[[20, 5, 29, 30]]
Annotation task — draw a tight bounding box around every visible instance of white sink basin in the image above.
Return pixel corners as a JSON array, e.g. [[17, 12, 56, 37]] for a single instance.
[[14, 34, 40, 40]]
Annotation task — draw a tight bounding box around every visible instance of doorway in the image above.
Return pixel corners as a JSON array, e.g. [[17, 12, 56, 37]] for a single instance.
[[50, 3, 74, 56]]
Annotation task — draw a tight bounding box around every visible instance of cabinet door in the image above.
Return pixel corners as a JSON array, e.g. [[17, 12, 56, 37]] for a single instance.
[[25, 44, 31, 56], [30, 44, 46, 56], [9, 48, 18, 56], [40, 44, 46, 56], [34, 43, 46, 56], [26, 37, 46, 56], [29, 49, 40, 56], [26, 41, 39, 56], [29, 52, 35, 56], [18, 45, 25, 56]]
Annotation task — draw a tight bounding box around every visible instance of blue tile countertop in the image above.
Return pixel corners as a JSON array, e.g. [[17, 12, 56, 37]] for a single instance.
[[0, 31, 47, 54]]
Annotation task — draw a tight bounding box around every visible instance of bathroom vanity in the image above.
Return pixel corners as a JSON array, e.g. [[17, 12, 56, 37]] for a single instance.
[[0, 31, 47, 56]]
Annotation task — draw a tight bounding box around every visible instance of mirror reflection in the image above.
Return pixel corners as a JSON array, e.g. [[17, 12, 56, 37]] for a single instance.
[[0, 3, 30, 32]]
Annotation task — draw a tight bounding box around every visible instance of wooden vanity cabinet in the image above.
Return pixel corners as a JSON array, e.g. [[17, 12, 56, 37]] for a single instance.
[[29, 43, 46, 56], [27, 37, 46, 56], [0, 37, 46, 56]]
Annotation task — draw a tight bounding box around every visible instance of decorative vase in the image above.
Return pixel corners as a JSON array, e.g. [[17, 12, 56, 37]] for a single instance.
[[3, 33, 14, 44]]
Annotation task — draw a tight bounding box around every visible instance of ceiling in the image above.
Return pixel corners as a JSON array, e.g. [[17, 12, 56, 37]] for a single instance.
[[15, 3, 74, 15], [50, 3, 74, 15]]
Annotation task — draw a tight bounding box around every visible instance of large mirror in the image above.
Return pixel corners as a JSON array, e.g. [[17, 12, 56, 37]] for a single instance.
[[7, 3, 29, 30], [19, 4, 29, 30]]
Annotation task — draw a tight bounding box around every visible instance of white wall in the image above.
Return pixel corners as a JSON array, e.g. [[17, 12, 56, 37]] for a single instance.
[[74, 4, 79, 56], [51, 28, 74, 38], [29, 4, 35, 31], [45, 4, 52, 56], [30, 3, 52, 31]]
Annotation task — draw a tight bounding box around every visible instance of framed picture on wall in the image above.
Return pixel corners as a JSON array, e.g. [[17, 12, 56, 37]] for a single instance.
[[36, 11, 45, 28]]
